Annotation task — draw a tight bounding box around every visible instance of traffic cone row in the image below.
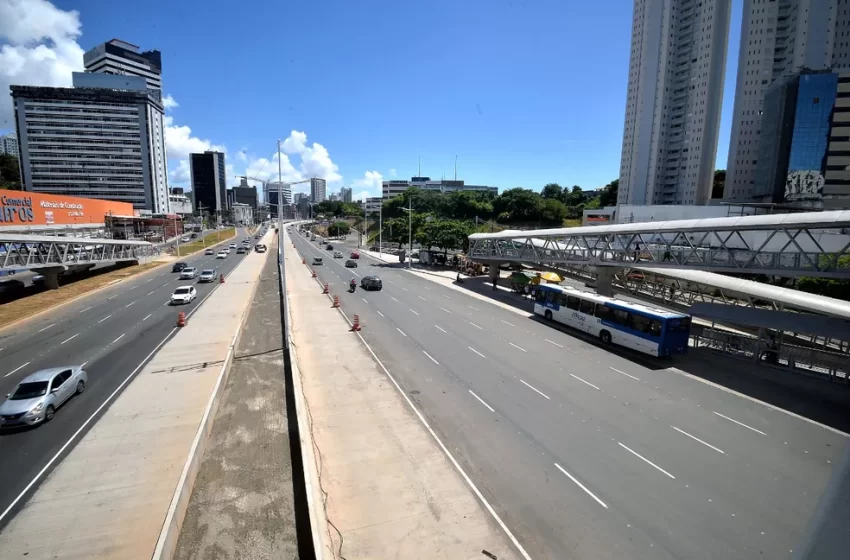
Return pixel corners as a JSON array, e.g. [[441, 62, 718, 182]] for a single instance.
[[176, 312, 186, 327]]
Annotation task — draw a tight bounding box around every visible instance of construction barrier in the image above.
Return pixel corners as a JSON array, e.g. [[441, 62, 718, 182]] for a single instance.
[[351, 315, 361, 331], [177, 312, 187, 327], [322, 283, 329, 294], [332, 295, 339, 308]]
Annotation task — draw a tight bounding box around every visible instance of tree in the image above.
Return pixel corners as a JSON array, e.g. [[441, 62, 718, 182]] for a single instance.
[[493, 188, 544, 222], [599, 179, 619, 207], [562, 185, 587, 207], [415, 219, 473, 255], [539, 198, 569, 224], [0, 155, 22, 190], [712, 170, 726, 199], [541, 183, 563, 200], [328, 221, 350, 237]]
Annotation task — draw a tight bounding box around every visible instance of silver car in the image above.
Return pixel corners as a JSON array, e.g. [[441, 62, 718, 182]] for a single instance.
[[198, 269, 216, 283], [0, 366, 88, 427], [180, 267, 197, 279]]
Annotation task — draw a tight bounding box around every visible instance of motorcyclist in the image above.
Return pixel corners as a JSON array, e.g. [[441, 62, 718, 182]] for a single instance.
[[349, 278, 357, 292]]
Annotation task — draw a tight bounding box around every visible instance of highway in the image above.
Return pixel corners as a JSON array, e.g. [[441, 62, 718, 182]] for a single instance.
[[0, 227, 260, 527], [288, 228, 848, 560]]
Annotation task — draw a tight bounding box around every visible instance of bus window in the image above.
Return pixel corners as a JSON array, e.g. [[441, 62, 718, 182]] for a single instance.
[[667, 317, 691, 332], [612, 308, 631, 328], [595, 304, 613, 321], [566, 296, 580, 310], [557, 293, 568, 306], [631, 314, 657, 337], [579, 299, 595, 315], [535, 290, 547, 303], [650, 320, 662, 337]]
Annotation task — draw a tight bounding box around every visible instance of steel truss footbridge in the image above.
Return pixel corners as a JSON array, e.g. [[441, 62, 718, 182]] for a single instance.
[[468, 211, 850, 278], [0, 234, 158, 272]]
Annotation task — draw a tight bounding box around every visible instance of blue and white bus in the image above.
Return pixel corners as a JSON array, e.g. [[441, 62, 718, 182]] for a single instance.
[[533, 284, 691, 357]]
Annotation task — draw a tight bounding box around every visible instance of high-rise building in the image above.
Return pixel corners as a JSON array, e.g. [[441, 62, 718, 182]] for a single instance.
[[0, 132, 18, 156], [310, 178, 327, 202], [618, 0, 731, 206], [83, 39, 162, 90], [190, 151, 227, 221], [11, 76, 170, 212], [232, 177, 258, 209], [381, 177, 498, 199], [340, 187, 352, 203], [724, 1, 850, 201]]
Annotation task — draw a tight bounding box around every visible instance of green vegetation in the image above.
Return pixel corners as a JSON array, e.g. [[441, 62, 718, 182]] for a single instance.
[[328, 221, 351, 236], [175, 228, 236, 257], [0, 154, 22, 190]]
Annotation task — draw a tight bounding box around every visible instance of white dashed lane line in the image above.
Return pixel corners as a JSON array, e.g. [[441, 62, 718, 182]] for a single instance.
[[125, 301, 136, 308], [396, 328, 407, 337], [500, 319, 516, 327], [610, 367, 640, 381], [410, 309, 419, 316], [5, 362, 31, 378], [468, 346, 486, 358], [423, 351, 440, 365], [554, 463, 608, 509], [390, 296, 399, 302], [439, 307, 452, 314], [97, 315, 112, 324], [362, 297, 368, 303], [418, 296, 426, 301], [78, 306, 92, 313], [60, 333, 79, 345], [435, 325, 447, 333], [377, 310, 384, 317], [618, 442, 676, 479], [468, 305, 480, 311], [143, 313, 152, 321], [469, 390, 495, 412], [468, 321, 483, 330], [147, 290, 157, 296], [108, 295, 117, 301], [520, 379, 550, 400], [111, 334, 126, 345], [570, 374, 601, 391], [545, 339, 563, 348], [712, 411, 768, 436], [38, 323, 56, 333], [509, 342, 527, 353], [671, 426, 726, 454]]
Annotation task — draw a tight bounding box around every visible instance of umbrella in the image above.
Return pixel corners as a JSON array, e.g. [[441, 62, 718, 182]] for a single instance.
[[538, 271, 562, 283]]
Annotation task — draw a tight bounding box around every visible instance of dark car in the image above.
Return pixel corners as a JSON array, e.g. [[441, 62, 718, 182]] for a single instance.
[[236, 247, 247, 254], [190, 233, 198, 238], [172, 262, 189, 272], [360, 275, 382, 291], [254, 244, 267, 253], [345, 259, 358, 268], [326, 244, 333, 250]]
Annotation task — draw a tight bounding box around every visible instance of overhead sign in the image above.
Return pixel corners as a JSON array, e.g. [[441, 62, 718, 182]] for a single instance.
[[0, 189, 134, 227]]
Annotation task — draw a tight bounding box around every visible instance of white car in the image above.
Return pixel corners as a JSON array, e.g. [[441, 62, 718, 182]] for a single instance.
[[216, 251, 228, 259], [181, 236, 191, 243], [229, 243, 237, 249], [179, 267, 197, 279], [170, 286, 197, 305]]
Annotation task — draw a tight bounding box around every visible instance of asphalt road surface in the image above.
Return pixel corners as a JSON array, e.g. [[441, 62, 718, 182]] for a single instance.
[[0, 228, 262, 527], [289, 228, 848, 560]]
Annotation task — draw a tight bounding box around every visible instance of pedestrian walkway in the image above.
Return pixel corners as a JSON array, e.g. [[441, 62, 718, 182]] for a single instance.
[[285, 235, 520, 560], [174, 237, 300, 560], [0, 232, 275, 560]]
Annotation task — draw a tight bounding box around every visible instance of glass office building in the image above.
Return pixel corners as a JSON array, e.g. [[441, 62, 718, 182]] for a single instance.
[[784, 73, 838, 202]]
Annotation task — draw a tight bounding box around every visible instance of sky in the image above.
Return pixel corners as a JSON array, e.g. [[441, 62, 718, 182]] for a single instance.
[[0, 0, 744, 200]]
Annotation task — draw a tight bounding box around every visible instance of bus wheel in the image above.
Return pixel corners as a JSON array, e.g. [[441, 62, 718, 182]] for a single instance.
[[599, 330, 612, 345], [545, 310, 553, 321]]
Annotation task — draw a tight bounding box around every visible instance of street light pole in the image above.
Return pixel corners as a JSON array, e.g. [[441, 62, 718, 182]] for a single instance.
[[379, 202, 382, 257], [408, 195, 412, 269]]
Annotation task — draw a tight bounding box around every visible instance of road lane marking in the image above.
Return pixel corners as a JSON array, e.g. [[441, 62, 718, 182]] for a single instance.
[[468, 321, 483, 329], [671, 426, 725, 454], [418, 296, 426, 300], [143, 313, 152, 321], [108, 295, 117, 300], [401, 287, 408, 291], [423, 351, 440, 365], [468, 305, 480, 311], [145, 277, 154, 283], [390, 296, 399, 302], [510, 342, 527, 352], [397, 328, 407, 337], [60, 333, 79, 345], [712, 411, 767, 435], [468, 346, 485, 358], [125, 301, 136, 308], [80, 361, 88, 368], [362, 297, 368, 303], [610, 367, 639, 381], [112, 334, 126, 344], [520, 379, 550, 399], [618, 442, 676, 479], [78, 306, 92, 314], [5, 362, 31, 377], [469, 390, 495, 412], [570, 374, 600, 390], [377, 311, 384, 317], [410, 309, 419, 316], [435, 325, 447, 333], [439, 307, 452, 314], [423, 286, 431, 290], [147, 290, 157, 296], [500, 319, 516, 326], [442, 294, 452, 299], [545, 339, 563, 348], [38, 323, 56, 333], [554, 463, 608, 509], [97, 315, 112, 324], [129, 285, 137, 290]]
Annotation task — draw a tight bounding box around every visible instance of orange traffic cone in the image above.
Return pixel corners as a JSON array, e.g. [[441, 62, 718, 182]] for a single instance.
[[332, 295, 339, 308], [302, 258, 306, 264], [219, 274, 225, 283], [351, 315, 361, 331], [322, 283, 329, 294], [177, 312, 186, 327], [311, 270, 317, 278]]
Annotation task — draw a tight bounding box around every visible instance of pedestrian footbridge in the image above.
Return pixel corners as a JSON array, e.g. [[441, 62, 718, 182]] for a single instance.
[[468, 211, 850, 278]]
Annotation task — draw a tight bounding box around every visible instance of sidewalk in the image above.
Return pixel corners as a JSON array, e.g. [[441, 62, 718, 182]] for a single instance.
[[173, 237, 300, 559], [285, 236, 520, 559], [0, 232, 275, 560]]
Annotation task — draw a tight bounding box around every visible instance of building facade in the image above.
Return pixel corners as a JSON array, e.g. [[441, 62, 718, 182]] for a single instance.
[[11, 79, 170, 213], [83, 39, 162, 90], [232, 180, 258, 209], [0, 132, 18, 156], [231, 202, 253, 225], [364, 196, 383, 214], [618, 0, 731, 206], [310, 178, 327, 202], [724, 0, 850, 201], [381, 177, 498, 199], [169, 193, 193, 215], [190, 151, 226, 221], [340, 187, 352, 203], [753, 70, 850, 209], [264, 181, 292, 204]]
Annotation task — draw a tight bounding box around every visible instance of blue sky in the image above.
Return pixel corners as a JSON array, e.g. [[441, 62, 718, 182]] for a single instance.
[[2, 0, 743, 198]]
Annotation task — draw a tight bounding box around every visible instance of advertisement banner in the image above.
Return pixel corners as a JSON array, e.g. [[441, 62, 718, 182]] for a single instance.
[[0, 189, 134, 228]]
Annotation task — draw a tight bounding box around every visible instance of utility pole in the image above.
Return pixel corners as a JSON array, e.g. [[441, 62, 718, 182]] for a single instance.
[[379, 202, 382, 256], [408, 195, 412, 269]]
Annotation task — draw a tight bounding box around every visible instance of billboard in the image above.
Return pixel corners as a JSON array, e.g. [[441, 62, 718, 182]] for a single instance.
[[0, 189, 134, 228]]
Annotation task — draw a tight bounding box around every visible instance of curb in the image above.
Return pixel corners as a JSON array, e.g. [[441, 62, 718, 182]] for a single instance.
[[151, 231, 274, 560], [0, 229, 239, 336]]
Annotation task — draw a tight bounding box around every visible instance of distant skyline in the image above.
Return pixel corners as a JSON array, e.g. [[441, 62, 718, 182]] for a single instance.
[[1, 0, 744, 199]]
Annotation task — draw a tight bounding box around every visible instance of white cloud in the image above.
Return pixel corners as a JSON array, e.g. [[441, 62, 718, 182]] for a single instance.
[[164, 120, 226, 160], [169, 159, 191, 185], [162, 94, 179, 110], [282, 130, 342, 183], [0, 0, 85, 128], [351, 170, 383, 197], [353, 190, 371, 202], [389, 168, 397, 177], [237, 149, 247, 162]]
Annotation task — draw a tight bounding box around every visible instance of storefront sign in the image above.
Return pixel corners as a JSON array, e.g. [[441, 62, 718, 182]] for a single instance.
[[0, 189, 134, 228]]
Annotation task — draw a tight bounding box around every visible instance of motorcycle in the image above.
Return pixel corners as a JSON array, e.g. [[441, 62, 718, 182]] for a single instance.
[[349, 283, 357, 293]]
